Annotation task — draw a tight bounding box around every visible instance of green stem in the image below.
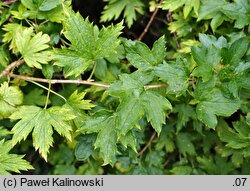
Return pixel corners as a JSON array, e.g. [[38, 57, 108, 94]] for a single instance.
[[44, 81, 51, 109], [87, 61, 96, 81], [28, 80, 67, 103]]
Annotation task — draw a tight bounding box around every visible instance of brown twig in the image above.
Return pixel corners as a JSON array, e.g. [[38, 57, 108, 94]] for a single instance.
[[0, 59, 24, 78], [137, 0, 164, 41], [166, 12, 181, 49], [137, 131, 157, 157], [9, 74, 111, 88], [144, 84, 168, 90], [2, 0, 18, 6], [7, 73, 168, 90]]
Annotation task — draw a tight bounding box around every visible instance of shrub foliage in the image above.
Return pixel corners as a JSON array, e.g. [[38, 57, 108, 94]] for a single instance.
[[0, 0, 249, 174]]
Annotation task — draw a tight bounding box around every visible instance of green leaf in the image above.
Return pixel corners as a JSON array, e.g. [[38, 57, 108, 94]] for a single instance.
[[221, 37, 249, 65], [198, 0, 228, 31], [116, 96, 144, 135], [53, 8, 123, 77], [198, 0, 227, 20], [173, 104, 196, 132], [75, 134, 97, 161], [197, 155, 234, 174], [0, 82, 23, 119], [21, 0, 65, 22], [10, 106, 75, 160], [195, 87, 240, 129], [23, 88, 48, 106], [2, 23, 26, 53], [94, 120, 117, 165], [170, 166, 193, 175], [118, 130, 137, 152], [79, 113, 118, 165], [155, 59, 189, 95], [64, 90, 95, 128], [66, 90, 95, 111], [39, 0, 61, 11], [221, 0, 250, 28], [141, 91, 172, 135], [0, 127, 11, 138], [176, 133, 196, 156], [108, 73, 144, 98], [191, 45, 221, 81], [101, 0, 144, 27], [15, 27, 51, 69], [0, 140, 33, 175], [217, 119, 250, 149], [0, 45, 11, 67], [161, 0, 185, 12], [124, 36, 166, 70], [199, 34, 227, 49], [161, 0, 200, 18]]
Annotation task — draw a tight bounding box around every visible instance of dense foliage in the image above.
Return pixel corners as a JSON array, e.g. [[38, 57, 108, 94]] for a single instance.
[[0, 0, 249, 175]]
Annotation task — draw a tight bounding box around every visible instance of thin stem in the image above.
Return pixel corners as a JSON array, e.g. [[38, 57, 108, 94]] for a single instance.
[[137, 131, 157, 157], [87, 61, 96, 81], [44, 81, 51, 109], [10, 74, 111, 88], [28, 80, 67, 102], [137, 0, 164, 41], [9, 74, 168, 90], [166, 12, 181, 49], [144, 84, 168, 90]]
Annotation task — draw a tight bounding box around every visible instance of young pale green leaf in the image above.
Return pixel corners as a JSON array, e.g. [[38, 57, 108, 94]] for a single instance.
[[2, 23, 26, 53], [155, 59, 189, 95], [161, 0, 185, 12], [66, 90, 95, 111], [161, 0, 200, 18], [221, 37, 249, 66], [191, 45, 221, 81], [0, 140, 33, 175], [53, 7, 123, 77], [141, 91, 172, 135], [124, 36, 166, 70], [195, 89, 240, 129], [15, 28, 51, 69], [10, 106, 75, 160], [0, 82, 23, 119], [64, 90, 95, 128], [0, 126, 11, 138], [101, 0, 144, 27], [116, 96, 144, 135]]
